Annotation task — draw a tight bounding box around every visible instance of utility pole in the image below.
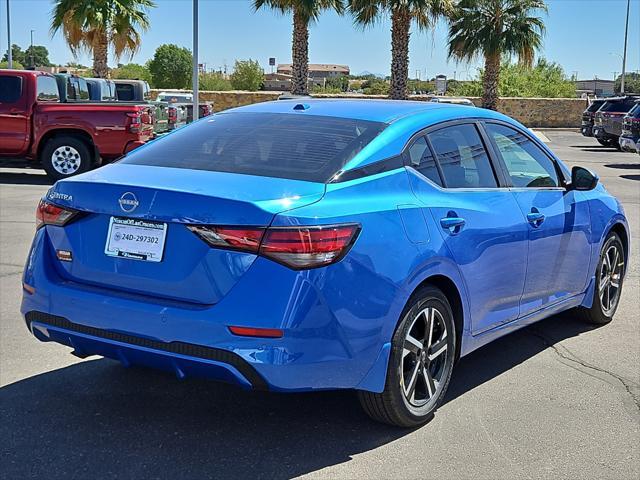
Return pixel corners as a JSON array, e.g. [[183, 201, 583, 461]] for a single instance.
[[30, 29, 34, 67], [192, 0, 199, 121], [6, 0, 12, 68], [621, 0, 630, 94]]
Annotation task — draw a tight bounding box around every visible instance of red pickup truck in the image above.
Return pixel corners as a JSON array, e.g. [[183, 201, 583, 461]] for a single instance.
[[0, 69, 154, 180]]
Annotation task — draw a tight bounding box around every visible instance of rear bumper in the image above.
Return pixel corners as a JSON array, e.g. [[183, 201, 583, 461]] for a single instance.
[[619, 135, 639, 152], [20, 228, 393, 393], [25, 311, 266, 389], [123, 140, 147, 154]]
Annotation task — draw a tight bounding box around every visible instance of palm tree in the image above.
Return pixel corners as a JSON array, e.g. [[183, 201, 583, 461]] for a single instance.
[[51, 0, 155, 78], [254, 0, 344, 95], [447, 0, 546, 110], [350, 0, 451, 100]]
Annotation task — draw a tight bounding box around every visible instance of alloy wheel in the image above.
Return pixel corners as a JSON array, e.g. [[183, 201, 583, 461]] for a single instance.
[[401, 306, 449, 407], [599, 244, 624, 316]]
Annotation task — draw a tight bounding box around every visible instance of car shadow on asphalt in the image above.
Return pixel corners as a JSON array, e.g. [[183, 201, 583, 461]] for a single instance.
[[604, 163, 640, 170], [0, 172, 53, 186], [0, 313, 599, 479], [620, 174, 640, 181]]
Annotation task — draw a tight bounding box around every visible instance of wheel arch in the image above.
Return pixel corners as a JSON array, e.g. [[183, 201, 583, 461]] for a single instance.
[[408, 274, 465, 363], [37, 129, 97, 164], [607, 221, 630, 274]]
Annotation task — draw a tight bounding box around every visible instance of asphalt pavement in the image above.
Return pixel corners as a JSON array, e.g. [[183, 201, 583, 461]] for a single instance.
[[1, 131, 638, 479]]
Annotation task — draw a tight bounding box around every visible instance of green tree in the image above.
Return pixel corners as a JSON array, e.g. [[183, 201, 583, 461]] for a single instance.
[[200, 71, 233, 91], [0, 60, 24, 69], [615, 72, 640, 94], [2, 44, 25, 64], [24, 46, 52, 67], [350, 0, 452, 100], [51, 0, 155, 78], [361, 78, 390, 95], [112, 62, 152, 84], [148, 44, 193, 89], [253, 0, 344, 95], [325, 75, 350, 91], [447, 0, 546, 110], [230, 59, 264, 91]]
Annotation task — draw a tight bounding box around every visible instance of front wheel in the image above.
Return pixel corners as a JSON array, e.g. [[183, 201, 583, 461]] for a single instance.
[[575, 232, 625, 324], [359, 286, 456, 427]]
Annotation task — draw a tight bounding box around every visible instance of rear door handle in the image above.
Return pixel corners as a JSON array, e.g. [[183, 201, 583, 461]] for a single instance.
[[440, 216, 466, 234], [527, 211, 545, 227]]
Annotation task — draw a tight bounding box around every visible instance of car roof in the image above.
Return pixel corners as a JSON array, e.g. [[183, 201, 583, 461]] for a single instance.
[[224, 98, 503, 124]]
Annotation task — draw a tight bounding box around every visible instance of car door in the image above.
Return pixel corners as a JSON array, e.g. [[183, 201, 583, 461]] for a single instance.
[[482, 122, 592, 317], [0, 74, 29, 155], [407, 122, 529, 335]]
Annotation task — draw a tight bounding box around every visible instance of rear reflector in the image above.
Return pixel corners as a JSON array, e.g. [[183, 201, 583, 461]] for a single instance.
[[188, 223, 360, 270], [228, 326, 283, 338], [36, 200, 80, 229]]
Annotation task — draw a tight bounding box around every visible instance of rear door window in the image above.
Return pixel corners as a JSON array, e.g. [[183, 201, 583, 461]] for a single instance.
[[36, 76, 60, 102], [121, 112, 386, 183], [407, 136, 443, 186], [0, 75, 22, 103], [427, 124, 497, 188], [586, 101, 604, 113], [600, 101, 633, 113]]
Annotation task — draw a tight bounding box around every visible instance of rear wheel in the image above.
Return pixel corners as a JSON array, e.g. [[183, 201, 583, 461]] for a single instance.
[[575, 232, 625, 325], [359, 286, 456, 427], [41, 136, 93, 181]]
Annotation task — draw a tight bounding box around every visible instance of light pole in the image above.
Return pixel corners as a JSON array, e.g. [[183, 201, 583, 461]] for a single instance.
[[6, 0, 12, 68], [192, 0, 199, 121], [30, 29, 34, 68], [620, 0, 630, 94]]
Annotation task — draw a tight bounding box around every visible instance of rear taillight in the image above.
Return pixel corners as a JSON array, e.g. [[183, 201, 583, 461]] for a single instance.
[[168, 106, 178, 124], [126, 112, 141, 133], [36, 200, 79, 229], [201, 104, 212, 117], [188, 223, 360, 269]]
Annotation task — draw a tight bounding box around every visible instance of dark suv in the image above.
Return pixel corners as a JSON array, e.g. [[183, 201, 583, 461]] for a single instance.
[[593, 96, 640, 149], [580, 99, 606, 137], [619, 100, 640, 152]]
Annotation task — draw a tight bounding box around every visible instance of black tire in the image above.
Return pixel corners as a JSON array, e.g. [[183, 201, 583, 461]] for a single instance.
[[596, 137, 614, 147], [40, 135, 94, 181], [359, 285, 456, 427], [575, 232, 625, 325]]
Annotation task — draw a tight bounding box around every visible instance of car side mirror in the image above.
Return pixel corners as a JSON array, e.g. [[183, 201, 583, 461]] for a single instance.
[[570, 166, 599, 191]]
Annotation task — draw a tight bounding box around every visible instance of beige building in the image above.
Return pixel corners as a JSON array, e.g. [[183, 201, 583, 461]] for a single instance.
[[277, 64, 350, 86]]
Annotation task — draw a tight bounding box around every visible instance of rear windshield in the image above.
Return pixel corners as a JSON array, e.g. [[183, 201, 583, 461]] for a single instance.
[[116, 84, 135, 101], [0, 75, 22, 102], [586, 100, 605, 112], [121, 112, 386, 182], [600, 100, 635, 113], [628, 103, 640, 118]]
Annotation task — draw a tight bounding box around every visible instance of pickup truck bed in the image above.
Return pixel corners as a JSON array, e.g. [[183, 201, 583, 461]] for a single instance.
[[0, 69, 155, 180]]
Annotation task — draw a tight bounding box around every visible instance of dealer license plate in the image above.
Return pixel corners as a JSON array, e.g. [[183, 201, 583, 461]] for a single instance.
[[104, 217, 167, 262]]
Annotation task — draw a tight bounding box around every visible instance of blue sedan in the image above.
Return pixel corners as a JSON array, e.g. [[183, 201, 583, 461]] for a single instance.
[[22, 99, 629, 427]]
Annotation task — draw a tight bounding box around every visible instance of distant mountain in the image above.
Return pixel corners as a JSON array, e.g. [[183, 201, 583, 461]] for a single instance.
[[355, 71, 386, 79]]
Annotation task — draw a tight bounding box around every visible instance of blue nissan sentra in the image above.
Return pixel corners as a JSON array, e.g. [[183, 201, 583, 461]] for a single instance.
[[22, 99, 629, 427]]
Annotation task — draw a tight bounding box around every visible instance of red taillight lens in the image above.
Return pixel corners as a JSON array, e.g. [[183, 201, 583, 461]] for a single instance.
[[260, 225, 360, 269], [187, 225, 265, 253], [126, 112, 141, 133], [228, 326, 283, 338], [188, 223, 360, 269], [167, 107, 178, 123], [36, 200, 78, 229]]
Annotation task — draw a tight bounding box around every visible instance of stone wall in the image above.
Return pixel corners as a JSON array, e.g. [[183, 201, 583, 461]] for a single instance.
[[150, 89, 587, 128]]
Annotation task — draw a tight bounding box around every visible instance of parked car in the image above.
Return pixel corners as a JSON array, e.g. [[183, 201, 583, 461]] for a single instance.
[[0, 69, 155, 180], [113, 80, 187, 135], [580, 99, 606, 137], [86, 78, 117, 102], [593, 96, 640, 149], [54, 73, 90, 102], [156, 91, 213, 123], [22, 99, 629, 427], [618, 100, 640, 152]]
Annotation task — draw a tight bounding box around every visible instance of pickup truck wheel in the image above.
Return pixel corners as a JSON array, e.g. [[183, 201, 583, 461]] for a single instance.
[[41, 136, 93, 180]]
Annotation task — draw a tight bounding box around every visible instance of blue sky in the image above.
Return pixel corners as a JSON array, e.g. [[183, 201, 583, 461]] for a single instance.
[[1, 0, 638, 81]]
